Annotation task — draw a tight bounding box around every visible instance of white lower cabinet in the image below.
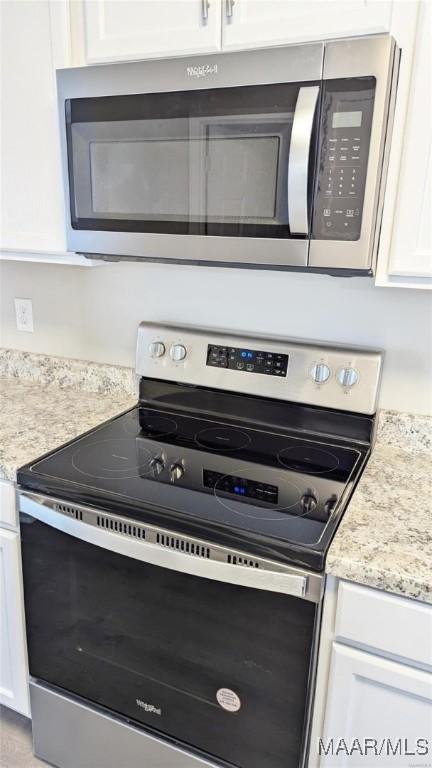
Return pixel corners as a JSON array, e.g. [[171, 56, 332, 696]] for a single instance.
[[309, 579, 432, 768], [0, 526, 30, 716], [320, 643, 432, 768]]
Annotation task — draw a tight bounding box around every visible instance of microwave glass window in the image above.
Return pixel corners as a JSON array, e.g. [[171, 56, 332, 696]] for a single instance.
[[82, 124, 281, 223], [332, 111, 363, 129], [66, 81, 319, 239]]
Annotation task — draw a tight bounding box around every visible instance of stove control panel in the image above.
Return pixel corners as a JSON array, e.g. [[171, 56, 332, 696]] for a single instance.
[[136, 322, 383, 415], [207, 344, 288, 377], [204, 470, 279, 504]]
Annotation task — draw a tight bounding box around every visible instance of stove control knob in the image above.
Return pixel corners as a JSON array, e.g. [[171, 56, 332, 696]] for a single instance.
[[170, 344, 187, 362], [150, 457, 165, 477], [169, 463, 184, 483], [337, 367, 359, 388], [300, 494, 318, 515], [149, 341, 165, 358], [310, 362, 330, 384], [324, 495, 338, 516]]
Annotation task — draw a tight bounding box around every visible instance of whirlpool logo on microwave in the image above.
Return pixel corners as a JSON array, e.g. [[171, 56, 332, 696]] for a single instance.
[[136, 698, 162, 716], [186, 63, 218, 78]]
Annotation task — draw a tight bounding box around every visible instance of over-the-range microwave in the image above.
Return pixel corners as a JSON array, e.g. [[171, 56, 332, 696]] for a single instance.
[[57, 36, 399, 274]]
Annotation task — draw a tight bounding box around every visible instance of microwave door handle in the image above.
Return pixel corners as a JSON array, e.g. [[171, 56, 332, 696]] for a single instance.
[[288, 85, 320, 235], [19, 492, 316, 602]]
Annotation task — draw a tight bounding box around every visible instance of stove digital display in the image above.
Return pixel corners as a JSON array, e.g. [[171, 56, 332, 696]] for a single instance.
[[207, 345, 288, 377], [203, 470, 278, 504]]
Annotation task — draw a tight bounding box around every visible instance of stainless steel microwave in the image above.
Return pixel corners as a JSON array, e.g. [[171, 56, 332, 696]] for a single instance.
[[57, 36, 399, 274]]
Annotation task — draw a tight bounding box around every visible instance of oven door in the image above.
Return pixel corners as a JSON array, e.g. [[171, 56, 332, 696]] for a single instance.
[[20, 492, 322, 768], [58, 44, 323, 267]]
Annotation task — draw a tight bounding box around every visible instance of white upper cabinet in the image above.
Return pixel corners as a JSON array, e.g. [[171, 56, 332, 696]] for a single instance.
[[82, 0, 222, 64], [222, 0, 392, 51], [0, 0, 67, 253], [376, 0, 432, 288]]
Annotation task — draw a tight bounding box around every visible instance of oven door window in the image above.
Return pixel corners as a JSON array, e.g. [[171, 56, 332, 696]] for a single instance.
[[66, 82, 319, 239], [21, 517, 317, 768]]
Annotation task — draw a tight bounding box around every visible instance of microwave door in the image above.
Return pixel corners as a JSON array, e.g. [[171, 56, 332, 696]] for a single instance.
[[64, 81, 321, 267]]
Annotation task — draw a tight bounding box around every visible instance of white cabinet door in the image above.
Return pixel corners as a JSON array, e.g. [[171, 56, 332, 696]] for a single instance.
[[319, 643, 432, 768], [377, 0, 432, 287], [83, 0, 222, 63], [0, 0, 67, 253], [0, 480, 17, 529], [222, 0, 392, 51], [0, 529, 30, 716]]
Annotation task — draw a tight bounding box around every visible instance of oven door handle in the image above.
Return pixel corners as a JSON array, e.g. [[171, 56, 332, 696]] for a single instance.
[[19, 493, 320, 602], [288, 85, 320, 235]]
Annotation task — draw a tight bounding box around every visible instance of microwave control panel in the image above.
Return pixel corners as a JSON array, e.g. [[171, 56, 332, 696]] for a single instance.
[[312, 78, 376, 242]]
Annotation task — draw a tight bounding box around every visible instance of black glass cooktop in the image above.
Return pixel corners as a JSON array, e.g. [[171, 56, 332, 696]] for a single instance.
[[17, 391, 369, 571]]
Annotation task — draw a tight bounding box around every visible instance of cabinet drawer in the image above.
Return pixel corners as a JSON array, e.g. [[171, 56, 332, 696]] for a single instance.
[[0, 480, 17, 528], [335, 581, 432, 668]]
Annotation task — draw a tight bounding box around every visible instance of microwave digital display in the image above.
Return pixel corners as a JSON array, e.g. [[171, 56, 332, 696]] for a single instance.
[[332, 110, 363, 128]]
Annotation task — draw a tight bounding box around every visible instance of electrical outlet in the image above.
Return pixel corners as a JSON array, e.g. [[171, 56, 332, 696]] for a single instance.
[[14, 298, 34, 332]]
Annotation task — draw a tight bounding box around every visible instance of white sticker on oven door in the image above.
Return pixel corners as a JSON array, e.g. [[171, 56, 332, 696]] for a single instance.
[[216, 688, 241, 713]]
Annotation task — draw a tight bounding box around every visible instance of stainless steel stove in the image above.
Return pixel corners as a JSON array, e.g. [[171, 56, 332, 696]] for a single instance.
[[17, 322, 382, 768]]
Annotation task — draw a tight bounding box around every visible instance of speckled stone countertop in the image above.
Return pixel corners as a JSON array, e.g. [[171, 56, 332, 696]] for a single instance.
[[327, 410, 432, 604], [1, 349, 431, 604], [0, 349, 136, 482]]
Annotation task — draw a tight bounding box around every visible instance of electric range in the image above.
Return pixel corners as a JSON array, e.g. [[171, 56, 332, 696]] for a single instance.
[[17, 323, 382, 768]]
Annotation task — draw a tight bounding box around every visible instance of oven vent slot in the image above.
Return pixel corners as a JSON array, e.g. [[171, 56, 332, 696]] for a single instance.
[[55, 503, 83, 521], [96, 515, 146, 540], [227, 554, 260, 568], [155, 532, 210, 558]]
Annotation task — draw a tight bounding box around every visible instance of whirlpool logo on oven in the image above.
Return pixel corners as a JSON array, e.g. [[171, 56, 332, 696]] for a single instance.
[[136, 698, 162, 716]]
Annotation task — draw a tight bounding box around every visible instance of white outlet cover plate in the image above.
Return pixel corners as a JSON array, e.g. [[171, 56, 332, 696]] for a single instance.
[[14, 298, 34, 332]]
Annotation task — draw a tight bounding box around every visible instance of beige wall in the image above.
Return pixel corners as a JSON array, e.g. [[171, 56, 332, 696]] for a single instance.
[[1, 259, 431, 414]]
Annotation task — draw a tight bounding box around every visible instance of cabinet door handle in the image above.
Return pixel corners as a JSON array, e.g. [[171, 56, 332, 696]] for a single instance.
[[201, 0, 210, 21], [226, 0, 235, 18]]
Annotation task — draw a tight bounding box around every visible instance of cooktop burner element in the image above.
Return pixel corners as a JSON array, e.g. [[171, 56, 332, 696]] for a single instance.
[[195, 426, 251, 452], [278, 445, 340, 474], [17, 322, 382, 571], [138, 411, 178, 438], [72, 438, 152, 480]]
